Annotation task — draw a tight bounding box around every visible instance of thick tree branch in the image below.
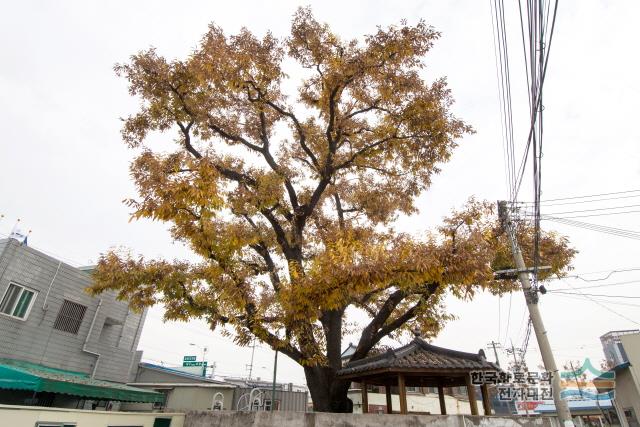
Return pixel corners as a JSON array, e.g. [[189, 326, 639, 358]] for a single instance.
[[333, 193, 345, 231], [249, 243, 281, 292], [263, 99, 319, 170], [207, 121, 263, 152], [257, 110, 300, 210], [177, 121, 202, 159], [350, 283, 439, 362]]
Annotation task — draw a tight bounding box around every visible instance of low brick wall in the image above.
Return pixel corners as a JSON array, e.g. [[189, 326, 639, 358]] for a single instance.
[[183, 410, 560, 427]]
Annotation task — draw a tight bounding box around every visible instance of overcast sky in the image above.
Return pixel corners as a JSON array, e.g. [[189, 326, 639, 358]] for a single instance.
[[1, 0, 639, 386]]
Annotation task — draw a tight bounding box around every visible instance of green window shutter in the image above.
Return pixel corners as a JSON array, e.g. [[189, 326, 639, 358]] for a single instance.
[[13, 290, 34, 318], [0, 284, 21, 314]]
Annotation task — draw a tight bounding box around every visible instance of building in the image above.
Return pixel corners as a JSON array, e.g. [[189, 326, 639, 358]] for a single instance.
[[0, 238, 160, 408], [534, 399, 618, 426], [124, 363, 236, 411], [601, 330, 639, 368], [125, 362, 308, 412], [597, 330, 640, 427]]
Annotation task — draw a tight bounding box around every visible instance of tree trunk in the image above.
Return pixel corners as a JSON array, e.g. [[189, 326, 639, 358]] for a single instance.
[[304, 366, 352, 412]]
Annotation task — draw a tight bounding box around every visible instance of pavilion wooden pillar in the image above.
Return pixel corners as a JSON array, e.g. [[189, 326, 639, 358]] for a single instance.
[[480, 384, 492, 415], [465, 374, 479, 415], [437, 384, 447, 415], [385, 384, 393, 414], [398, 374, 408, 414], [361, 381, 369, 413]]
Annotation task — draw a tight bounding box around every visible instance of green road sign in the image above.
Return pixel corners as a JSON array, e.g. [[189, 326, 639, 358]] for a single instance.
[[183, 356, 197, 362], [183, 361, 208, 367]]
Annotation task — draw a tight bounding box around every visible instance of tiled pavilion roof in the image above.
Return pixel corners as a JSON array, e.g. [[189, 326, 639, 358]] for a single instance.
[[338, 337, 499, 377]]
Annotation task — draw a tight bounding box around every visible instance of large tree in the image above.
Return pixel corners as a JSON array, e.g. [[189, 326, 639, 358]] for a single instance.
[[90, 8, 575, 412]]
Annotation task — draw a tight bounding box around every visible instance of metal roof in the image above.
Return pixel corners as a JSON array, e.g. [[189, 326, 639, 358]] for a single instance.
[[128, 382, 236, 389], [0, 358, 163, 403], [138, 362, 229, 384]]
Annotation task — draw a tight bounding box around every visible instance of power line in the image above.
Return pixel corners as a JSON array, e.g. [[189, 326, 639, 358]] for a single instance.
[[552, 293, 640, 309], [542, 204, 640, 216], [549, 291, 640, 300], [546, 267, 640, 281], [544, 210, 640, 219], [513, 0, 559, 200], [542, 216, 640, 240], [491, 0, 517, 201], [537, 189, 640, 203], [533, 194, 640, 207], [554, 281, 640, 326], [503, 292, 513, 346], [555, 279, 640, 290]]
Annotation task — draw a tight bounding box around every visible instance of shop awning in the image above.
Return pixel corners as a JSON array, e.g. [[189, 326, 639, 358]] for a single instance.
[[0, 358, 163, 403]]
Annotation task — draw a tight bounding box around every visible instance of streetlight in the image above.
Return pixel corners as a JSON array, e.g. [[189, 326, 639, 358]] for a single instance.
[[189, 343, 208, 377]]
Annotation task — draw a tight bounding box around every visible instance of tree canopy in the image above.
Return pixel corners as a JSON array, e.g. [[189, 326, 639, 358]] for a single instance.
[[89, 8, 575, 411]]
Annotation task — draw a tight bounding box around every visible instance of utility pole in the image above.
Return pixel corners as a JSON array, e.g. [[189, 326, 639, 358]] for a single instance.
[[271, 350, 278, 412], [486, 341, 502, 367], [498, 201, 574, 427], [246, 338, 257, 380], [507, 340, 529, 417], [507, 340, 519, 368], [568, 361, 584, 399]]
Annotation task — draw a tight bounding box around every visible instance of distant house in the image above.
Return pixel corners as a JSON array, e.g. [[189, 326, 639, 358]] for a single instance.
[[0, 238, 160, 408], [596, 330, 640, 427], [125, 363, 308, 412], [124, 363, 236, 411]]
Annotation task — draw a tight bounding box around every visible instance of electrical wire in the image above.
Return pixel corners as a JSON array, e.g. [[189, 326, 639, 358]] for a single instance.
[[513, 0, 559, 200], [546, 210, 640, 219], [491, 0, 517, 201], [555, 279, 640, 290], [552, 293, 640, 309], [536, 189, 640, 203], [544, 267, 640, 281], [503, 292, 513, 346], [549, 290, 640, 299], [541, 216, 640, 240], [530, 193, 640, 207], [555, 281, 640, 326], [542, 204, 640, 216]]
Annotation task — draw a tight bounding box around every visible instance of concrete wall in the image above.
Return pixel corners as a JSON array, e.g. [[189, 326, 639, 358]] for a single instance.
[[168, 387, 235, 411], [0, 404, 184, 427], [122, 386, 236, 412], [612, 368, 640, 425], [183, 411, 560, 427], [0, 238, 145, 384], [618, 333, 640, 424]]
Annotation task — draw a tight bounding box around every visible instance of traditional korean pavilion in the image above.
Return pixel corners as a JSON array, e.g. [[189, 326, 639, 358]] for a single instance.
[[337, 332, 499, 415]]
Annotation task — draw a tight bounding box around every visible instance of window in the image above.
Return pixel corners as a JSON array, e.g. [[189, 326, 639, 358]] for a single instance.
[[0, 283, 36, 320], [53, 300, 87, 334], [263, 399, 280, 411]]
